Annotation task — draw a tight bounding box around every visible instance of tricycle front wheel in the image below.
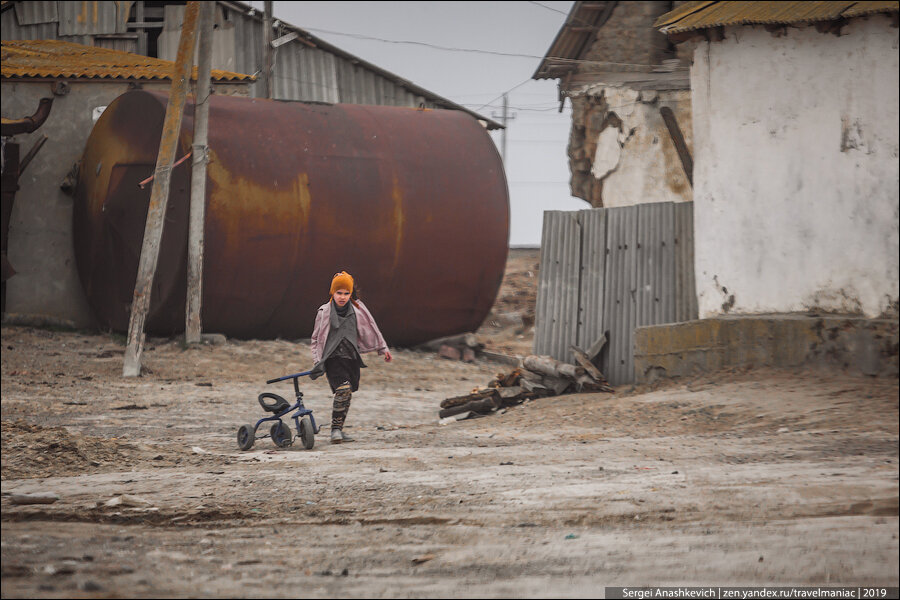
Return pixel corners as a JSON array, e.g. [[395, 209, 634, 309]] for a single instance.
[[237, 424, 256, 451], [299, 417, 315, 450]]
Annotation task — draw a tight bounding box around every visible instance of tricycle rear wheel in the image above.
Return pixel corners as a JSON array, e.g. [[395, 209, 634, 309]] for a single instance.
[[270, 420, 292, 448]]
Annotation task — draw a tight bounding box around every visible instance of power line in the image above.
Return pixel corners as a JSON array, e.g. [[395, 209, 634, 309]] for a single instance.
[[303, 26, 548, 60], [302, 26, 676, 70], [472, 78, 534, 113], [527, 1, 610, 31], [526, 1, 571, 18]]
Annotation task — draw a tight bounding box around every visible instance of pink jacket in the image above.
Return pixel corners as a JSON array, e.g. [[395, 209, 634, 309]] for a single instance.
[[310, 300, 389, 364]]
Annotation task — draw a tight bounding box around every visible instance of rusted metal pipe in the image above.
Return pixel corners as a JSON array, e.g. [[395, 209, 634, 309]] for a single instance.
[[0, 98, 54, 136], [138, 151, 192, 188], [74, 91, 509, 346]]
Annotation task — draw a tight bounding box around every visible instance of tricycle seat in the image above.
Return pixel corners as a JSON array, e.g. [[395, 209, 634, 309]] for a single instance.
[[258, 392, 290, 413]]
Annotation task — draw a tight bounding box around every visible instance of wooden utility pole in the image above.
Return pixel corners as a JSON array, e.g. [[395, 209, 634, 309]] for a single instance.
[[123, 1, 201, 377], [492, 93, 516, 165], [185, 1, 215, 344], [264, 1, 274, 99]]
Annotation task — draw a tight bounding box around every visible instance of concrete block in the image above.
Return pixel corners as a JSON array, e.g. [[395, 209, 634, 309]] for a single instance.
[[634, 314, 899, 383]]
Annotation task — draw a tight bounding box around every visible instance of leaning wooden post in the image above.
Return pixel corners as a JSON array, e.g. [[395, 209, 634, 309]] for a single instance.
[[185, 1, 215, 344], [123, 1, 201, 377]]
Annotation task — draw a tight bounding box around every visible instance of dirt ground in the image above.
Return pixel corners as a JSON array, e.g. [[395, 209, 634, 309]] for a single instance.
[[2, 248, 898, 598]]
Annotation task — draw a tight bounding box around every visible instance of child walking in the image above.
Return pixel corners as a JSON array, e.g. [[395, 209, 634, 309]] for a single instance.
[[310, 271, 392, 444]]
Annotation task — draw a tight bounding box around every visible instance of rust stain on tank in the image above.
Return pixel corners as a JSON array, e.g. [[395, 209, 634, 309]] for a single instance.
[[74, 91, 509, 345], [391, 175, 404, 273]]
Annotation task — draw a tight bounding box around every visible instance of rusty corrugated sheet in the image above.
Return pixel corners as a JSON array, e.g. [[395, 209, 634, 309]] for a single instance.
[[73, 90, 509, 344], [1, 39, 255, 81], [656, 1, 899, 33]]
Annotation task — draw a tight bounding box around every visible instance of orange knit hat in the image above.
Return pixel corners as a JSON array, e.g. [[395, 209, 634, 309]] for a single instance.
[[329, 271, 354, 298]]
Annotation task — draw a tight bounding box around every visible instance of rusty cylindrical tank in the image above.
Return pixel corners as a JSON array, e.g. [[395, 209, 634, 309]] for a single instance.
[[73, 91, 509, 345]]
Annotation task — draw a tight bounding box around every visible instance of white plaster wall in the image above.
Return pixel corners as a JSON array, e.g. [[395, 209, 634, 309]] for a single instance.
[[593, 87, 693, 208], [691, 15, 900, 318]]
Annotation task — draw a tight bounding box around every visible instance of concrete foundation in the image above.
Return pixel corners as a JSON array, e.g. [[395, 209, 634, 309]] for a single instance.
[[634, 314, 899, 382]]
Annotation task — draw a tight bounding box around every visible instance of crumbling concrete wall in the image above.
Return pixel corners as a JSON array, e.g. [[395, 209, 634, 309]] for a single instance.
[[691, 16, 900, 319], [561, 1, 694, 208], [634, 315, 899, 382], [569, 87, 692, 207]]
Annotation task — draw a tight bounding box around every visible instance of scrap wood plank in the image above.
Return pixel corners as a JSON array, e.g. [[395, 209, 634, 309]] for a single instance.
[[439, 388, 495, 409], [541, 375, 572, 395], [438, 395, 499, 419], [520, 379, 547, 393], [585, 332, 608, 361], [523, 355, 583, 380], [569, 345, 607, 383], [575, 373, 614, 394]]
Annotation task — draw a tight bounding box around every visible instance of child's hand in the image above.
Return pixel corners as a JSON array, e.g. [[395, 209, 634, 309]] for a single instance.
[[383, 350, 392, 363]]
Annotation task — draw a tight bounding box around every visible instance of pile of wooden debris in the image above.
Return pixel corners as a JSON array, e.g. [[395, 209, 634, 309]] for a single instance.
[[438, 341, 613, 420]]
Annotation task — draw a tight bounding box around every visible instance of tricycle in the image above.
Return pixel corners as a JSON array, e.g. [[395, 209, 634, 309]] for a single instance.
[[236, 371, 321, 451]]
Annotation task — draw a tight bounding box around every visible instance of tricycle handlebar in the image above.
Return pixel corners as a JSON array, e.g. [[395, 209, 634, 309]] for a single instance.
[[266, 370, 313, 385]]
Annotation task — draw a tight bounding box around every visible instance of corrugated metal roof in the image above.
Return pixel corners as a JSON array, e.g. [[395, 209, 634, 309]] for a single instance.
[[1, 39, 255, 81], [656, 1, 900, 33]]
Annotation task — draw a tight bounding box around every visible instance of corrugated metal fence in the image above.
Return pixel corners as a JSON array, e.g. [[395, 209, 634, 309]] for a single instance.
[[534, 201, 697, 385]]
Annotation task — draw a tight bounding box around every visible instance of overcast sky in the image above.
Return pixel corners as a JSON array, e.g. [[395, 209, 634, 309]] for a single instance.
[[254, 0, 588, 246]]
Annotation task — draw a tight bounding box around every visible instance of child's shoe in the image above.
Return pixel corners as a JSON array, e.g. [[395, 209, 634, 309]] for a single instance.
[[340, 430, 355, 443], [330, 429, 343, 444]]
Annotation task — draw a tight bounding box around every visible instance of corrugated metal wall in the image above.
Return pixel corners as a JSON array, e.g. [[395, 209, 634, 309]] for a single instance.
[[3, 1, 128, 46], [674, 201, 698, 322], [175, 4, 438, 106], [13, 0, 58, 24], [534, 211, 582, 363], [3, 1, 442, 110], [274, 45, 341, 103], [534, 201, 697, 385], [1, 9, 61, 40], [577, 208, 607, 352], [57, 0, 130, 36]]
